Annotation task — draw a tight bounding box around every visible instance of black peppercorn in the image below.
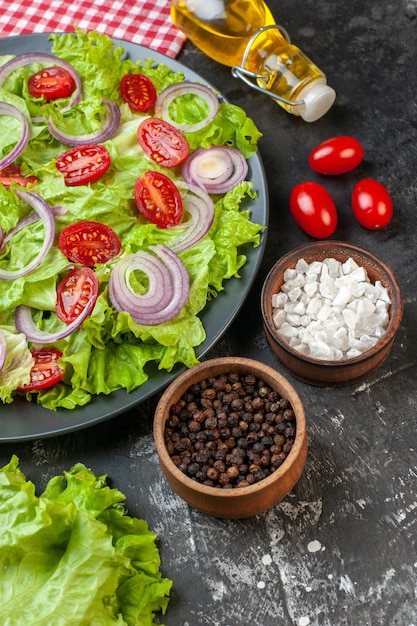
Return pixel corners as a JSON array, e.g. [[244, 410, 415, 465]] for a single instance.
[[163, 372, 296, 489]]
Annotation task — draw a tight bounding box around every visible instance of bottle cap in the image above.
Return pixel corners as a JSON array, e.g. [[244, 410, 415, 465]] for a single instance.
[[297, 81, 336, 122]]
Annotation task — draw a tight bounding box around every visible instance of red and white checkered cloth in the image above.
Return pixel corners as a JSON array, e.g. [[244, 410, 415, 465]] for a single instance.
[[0, 0, 187, 59]]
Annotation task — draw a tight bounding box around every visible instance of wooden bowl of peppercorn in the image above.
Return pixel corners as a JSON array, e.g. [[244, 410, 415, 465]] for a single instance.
[[153, 357, 308, 519]]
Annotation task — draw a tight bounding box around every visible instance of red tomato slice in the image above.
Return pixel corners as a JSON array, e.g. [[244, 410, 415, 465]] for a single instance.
[[120, 73, 157, 112], [0, 165, 38, 189], [56, 144, 111, 186], [58, 221, 122, 266], [134, 170, 183, 228], [290, 181, 338, 239], [27, 66, 76, 101], [137, 117, 189, 167], [351, 178, 393, 230], [17, 348, 63, 392], [56, 267, 99, 324], [308, 136, 364, 175]]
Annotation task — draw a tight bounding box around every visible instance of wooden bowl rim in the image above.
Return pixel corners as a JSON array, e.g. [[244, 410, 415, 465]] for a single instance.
[[153, 356, 307, 499], [261, 241, 403, 368]]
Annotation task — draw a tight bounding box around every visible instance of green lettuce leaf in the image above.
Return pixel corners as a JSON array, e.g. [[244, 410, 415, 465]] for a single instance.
[[0, 456, 172, 625]]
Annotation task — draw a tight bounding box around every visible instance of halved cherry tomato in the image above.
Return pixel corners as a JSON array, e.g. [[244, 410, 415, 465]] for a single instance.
[[308, 136, 364, 175], [56, 144, 111, 186], [351, 178, 393, 230], [58, 221, 122, 266], [137, 117, 189, 167], [28, 66, 76, 101], [134, 170, 183, 228], [0, 165, 38, 189], [120, 73, 157, 112], [56, 267, 99, 324], [17, 348, 63, 392], [290, 181, 338, 239]]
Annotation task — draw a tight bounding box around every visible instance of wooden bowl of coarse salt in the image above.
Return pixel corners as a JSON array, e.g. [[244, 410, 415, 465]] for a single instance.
[[261, 241, 403, 387]]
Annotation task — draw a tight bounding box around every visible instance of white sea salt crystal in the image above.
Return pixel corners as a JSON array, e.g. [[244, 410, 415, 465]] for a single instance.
[[284, 301, 299, 314], [309, 260, 324, 274], [270, 257, 390, 361], [346, 348, 362, 358], [306, 297, 322, 318], [375, 280, 391, 303], [317, 304, 332, 322], [357, 297, 376, 317], [271, 292, 287, 308], [287, 313, 301, 326], [304, 281, 318, 297], [324, 257, 342, 277], [272, 309, 286, 328], [295, 258, 310, 273], [319, 277, 337, 300], [278, 323, 299, 340], [283, 267, 297, 281], [309, 339, 335, 359], [288, 287, 303, 302], [342, 257, 360, 274], [350, 266, 367, 282], [332, 286, 351, 308]]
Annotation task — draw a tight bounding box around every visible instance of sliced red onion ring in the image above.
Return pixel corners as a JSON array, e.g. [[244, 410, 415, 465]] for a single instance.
[[15, 296, 95, 344], [0, 53, 82, 120], [169, 182, 215, 252], [155, 82, 219, 134], [108, 244, 189, 325], [0, 102, 30, 170], [0, 190, 55, 280], [182, 146, 248, 194], [1, 203, 67, 253], [48, 99, 121, 146], [0, 330, 6, 372]]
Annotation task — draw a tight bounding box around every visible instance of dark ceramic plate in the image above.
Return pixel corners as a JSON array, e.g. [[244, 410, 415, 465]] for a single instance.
[[0, 33, 269, 442]]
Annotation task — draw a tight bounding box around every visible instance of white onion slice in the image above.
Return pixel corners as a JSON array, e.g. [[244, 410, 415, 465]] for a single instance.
[[0, 330, 6, 372], [0, 52, 82, 120], [48, 99, 121, 146], [182, 146, 248, 194], [0, 102, 30, 170], [155, 82, 219, 133], [0, 190, 55, 280], [108, 244, 189, 325], [15, 297, 95, 344], [169, 182, 215, 252]]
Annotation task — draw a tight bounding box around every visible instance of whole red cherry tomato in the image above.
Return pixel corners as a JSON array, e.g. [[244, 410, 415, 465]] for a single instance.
[[308, 136, 364, 175], [351, 178, 393, 230], [290, 181, 338, 239]]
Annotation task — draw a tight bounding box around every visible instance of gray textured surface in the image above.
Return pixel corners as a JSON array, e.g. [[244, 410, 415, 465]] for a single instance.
[[1, 0, 417, 624]]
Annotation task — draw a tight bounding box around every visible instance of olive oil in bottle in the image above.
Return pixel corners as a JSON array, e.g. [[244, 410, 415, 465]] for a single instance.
[[171, 0, 335, 121]]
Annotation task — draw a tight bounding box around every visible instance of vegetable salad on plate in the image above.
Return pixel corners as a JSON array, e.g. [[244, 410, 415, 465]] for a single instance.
[[0, 29, 263, 410]]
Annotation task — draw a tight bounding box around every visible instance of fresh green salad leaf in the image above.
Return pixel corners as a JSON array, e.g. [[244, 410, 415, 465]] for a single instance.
[[0, 29, 264, 409], [0, 455, 172, 625]]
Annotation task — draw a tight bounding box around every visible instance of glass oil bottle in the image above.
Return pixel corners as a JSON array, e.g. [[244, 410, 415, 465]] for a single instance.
[[170, 0, 336, 122]]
